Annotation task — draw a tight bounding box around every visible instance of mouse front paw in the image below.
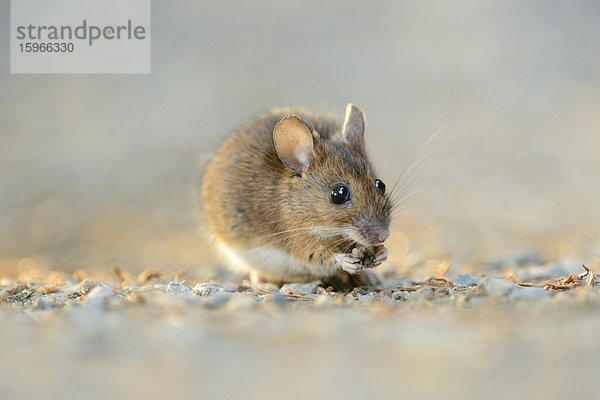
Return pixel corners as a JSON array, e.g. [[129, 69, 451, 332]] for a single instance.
[[371, 244, 388, 267], [332, 253, 363, 275]]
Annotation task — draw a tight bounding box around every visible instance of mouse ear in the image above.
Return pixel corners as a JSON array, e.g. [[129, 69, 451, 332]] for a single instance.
[[273, 115, 315, 175], [340, 103, 365, 146]]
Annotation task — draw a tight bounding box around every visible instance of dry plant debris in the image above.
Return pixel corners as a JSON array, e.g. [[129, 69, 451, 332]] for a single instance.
[[531, 264, 597, 291]]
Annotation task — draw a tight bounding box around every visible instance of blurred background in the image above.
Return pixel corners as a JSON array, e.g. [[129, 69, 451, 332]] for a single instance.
[[1, 0, 599, 277]]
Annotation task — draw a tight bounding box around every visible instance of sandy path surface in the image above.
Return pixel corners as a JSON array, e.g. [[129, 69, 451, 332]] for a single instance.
[[1, 262, 599, 399]]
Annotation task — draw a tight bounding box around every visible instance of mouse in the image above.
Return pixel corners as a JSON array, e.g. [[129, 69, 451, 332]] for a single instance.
[[200, 103, 391, 286]]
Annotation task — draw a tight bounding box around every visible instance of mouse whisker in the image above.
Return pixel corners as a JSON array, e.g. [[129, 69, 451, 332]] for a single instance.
[[388, 176, 423, 211], [389, 172, 421, 201], [263, 228, 351, 248], [258, 226, 346, 244], [389, 205, 415, 218], [390, 188, 423, 211], [262, 226, 338, 237], [387, 153, 428, 198], [341, 241, 355, 253]]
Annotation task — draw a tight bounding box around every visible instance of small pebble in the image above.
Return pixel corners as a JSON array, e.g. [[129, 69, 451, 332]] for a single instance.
[[153, 283, 168, 290], [280, 283, 319, 295], [83, 286, 116, 308], [80, 279, 97, 294], [392, 291, 409, 301], [477, 277, 515, 297], [166, 282, 192, 296], [32, 296, 61, 310], [193, 283, 224, 296], [406, 287, 434, 302], [455, 274, 481, 287]]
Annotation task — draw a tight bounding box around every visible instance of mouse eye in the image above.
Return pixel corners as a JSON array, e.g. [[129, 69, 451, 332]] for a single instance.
[[375, 179, 386, 195], [331, 185, 351, 205]]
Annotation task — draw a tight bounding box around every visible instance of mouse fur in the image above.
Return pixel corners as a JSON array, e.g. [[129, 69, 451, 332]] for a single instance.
[[200, 104, 391, 285]]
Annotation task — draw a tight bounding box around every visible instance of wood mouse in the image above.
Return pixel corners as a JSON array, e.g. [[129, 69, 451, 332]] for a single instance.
[[201, 104, 391, 286]]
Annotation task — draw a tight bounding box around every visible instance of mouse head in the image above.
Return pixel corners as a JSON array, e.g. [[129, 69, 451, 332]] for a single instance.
[[273, 104, 391, 247]]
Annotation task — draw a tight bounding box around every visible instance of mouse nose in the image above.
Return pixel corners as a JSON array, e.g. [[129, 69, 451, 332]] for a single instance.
[[373, 228, 390, 244], [359, 221, 390, 244]]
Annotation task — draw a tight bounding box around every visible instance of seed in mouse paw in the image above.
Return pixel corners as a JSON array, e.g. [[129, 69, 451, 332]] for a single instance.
[[351, 247, 364, 259], [351, 246, 377, 268]]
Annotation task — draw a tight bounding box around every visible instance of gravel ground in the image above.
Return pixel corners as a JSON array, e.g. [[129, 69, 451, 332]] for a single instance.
[[1, 261, 599, 400]]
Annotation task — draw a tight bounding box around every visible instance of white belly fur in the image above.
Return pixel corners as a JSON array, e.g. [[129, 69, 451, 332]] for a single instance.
[[217, 241, 336, 282]]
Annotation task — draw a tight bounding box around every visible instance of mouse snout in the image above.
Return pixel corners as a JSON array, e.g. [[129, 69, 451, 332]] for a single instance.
[[357, 219, 390, 245], [372, 227, 390, 244]]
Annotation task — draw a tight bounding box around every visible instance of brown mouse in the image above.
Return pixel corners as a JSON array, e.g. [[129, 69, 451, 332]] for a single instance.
[[201, 104, 391, 286]]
